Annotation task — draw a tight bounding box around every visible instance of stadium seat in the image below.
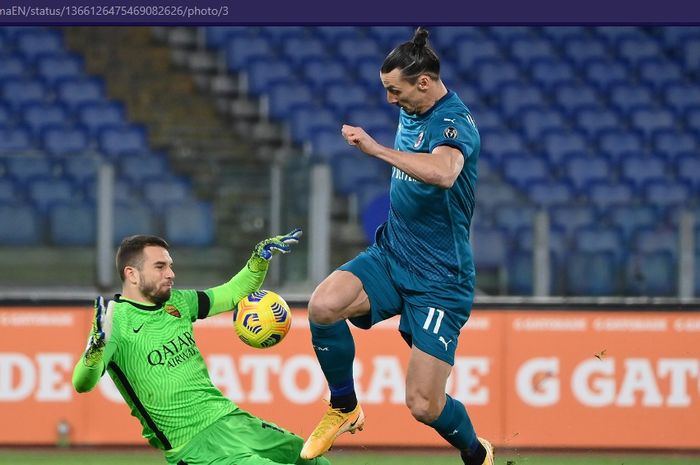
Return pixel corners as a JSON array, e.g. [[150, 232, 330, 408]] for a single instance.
[[509, 37, 556, 67], [567, 251, 620, 296], [488, 26, 532, 44], [625, 252, 676, 296], [652, 129, 697, 162], [61, 155, 100, 185], [471, 225, 509, 269], [549, 203, 597, 238], [659, 26, 700, 49], [330, 153, 389, 196], [507, 251, 561, 296], [617, 37, 663, 67], [15, 29, 63, 61], [1, 78, 47, 110], [563, 37, 610, 68], [260, 26, 308, 45], [643, 179, 691, 209], [430, 26, 485, 53], [204, 27, 251, 49], [98, 125, 148, 158], [501, 154, 549, 189], [554, 83, 600, 114], [300, 58, 350, 91], [113, 201, 158, 243], [76, 101, 126, 137], [346, 106, 394, 130], [56, 77, 105, 110], [454, 37, 501, 71], [474, 59, 520, 95], [84, 177, 137, 204], [493, 202, 538, 237], [630, 107, 676, 139], [336, 37, 382, 67], [470, 108, 503, 133], [324, 83, 371, 116], [119, 153, 169, 185], [288, 104, 339, 144], [36, 53, 84, 86], [5, 156, 53, 184], [603, 205, 658, 241], [574, 107, 621, 139], [594, 26, 646, 45], [27, 176, 76, 213], [0, 201, 42, 245], [164, 201, 214, 247], [48, 200, 95, 246], [587, 180, 634, 209], [142, 176, 192, 211], [0, 54, 28, 80], [280, 36, 328, 65], [676, 154, 700, 189], [0, 178, 19, 203], [541, 130, 588, 166], [515, 225, 568, 262], [367, 26, 415, 49], [638, 58, 684, 91], [619, 154, 668, 189], [519, 108, 566, 141], [245, 59, 297, 95], [266, 81, 314, 120], [313, 26, 364, 45], [529, 59, 576, 92], [562, 155, 612, 193], [21, 103, 68, 137], [540, 26, 588, 43], [360, 189, 390, 245], [225, 37, 275, 71], [0, 126, 33, 155], [0, 103, 10, 126], [310, 127, 354, 162], [41, 125, 89, 157], [584, 59, 628, 92], [683, 37, 700, 70], [475, 180, 521, 210], [499, 83, 546, 117], [608, 84, 654, 114], [527, 180, 576, 207], [664, 83, 700, 114], [633, 226, 678, 256], [480, 129, 526, 161], [598, 129, 644, 161]]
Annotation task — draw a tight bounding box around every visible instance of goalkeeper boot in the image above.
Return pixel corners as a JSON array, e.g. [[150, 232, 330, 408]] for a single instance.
[[300, 403, 365, 459]]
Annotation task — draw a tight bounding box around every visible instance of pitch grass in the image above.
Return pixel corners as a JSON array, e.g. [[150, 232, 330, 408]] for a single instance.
[[1, 449, 700, 465]]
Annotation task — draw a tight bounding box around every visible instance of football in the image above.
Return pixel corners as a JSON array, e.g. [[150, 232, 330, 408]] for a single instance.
[[233, 290, 292, 348]]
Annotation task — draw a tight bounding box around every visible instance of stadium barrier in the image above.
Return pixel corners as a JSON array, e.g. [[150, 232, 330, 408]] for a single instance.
[[0, 304, 698, 450]]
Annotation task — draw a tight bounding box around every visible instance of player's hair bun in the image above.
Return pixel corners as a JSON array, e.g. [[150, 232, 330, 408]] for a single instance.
[[412, 27, 429, 48]]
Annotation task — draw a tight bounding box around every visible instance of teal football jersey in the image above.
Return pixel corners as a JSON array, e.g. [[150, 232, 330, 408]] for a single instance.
[[379, 90, 480, 283]]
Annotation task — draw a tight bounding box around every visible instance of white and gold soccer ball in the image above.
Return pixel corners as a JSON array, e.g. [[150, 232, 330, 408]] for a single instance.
[[233, 290, 292, 348]]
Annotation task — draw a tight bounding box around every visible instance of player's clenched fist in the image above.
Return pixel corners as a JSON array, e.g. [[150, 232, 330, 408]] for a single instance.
[[341, 124, 382, 156]]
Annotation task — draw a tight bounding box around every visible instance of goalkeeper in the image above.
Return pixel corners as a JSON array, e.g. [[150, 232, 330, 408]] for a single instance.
[[73, 230, 331, 465]]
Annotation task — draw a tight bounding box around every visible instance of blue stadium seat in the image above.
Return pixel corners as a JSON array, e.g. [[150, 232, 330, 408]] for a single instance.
[[493, 202, 538, 237], [454, 37, 500, 71], [683, 37, 700, 70], [204, 27, 251, 49], [573, 225, 625, 260], [474, 59, 520, 95], [367, 26, 415, 49], [634, 226, 678, 256], [603, 205, 658, 241], [310, 128, 353, 162], [313, 26, 364, 45], [142, 176, 192, 211], [659, 26, 700, 49], [1, 78, 47, 110], [608, 84, 654, 114], [562, 155, 612, 192], [676, 154, 700, 190], [21, 102, 68, 137], [594, 26, 646, 45], [638, 58, 684, 91], [113, 201, 158, 243], [225, 37, 275, 71], [119, 153, 169, 185], [527, 180, 575, 207], [56, 77, 105, 110], [617, 37, 663, 67], [0, 54, 28, 80], [549, 203, 597, 238], [472, 225, 509, 269], [346, 106, 394, 130], [48, 200, 95, 246], [563, 37, 610, 67], [480, 129, 526, 161], [436, 61, 461, 90], [355, 56, 384, 90], [0, 178, 20, 203], [330, 152, 389, 196], [487, 26, 532, 44], [643, 179, 691, 209], [360, 188, 390, 245], [300, 58, 350, 91], [0, 126, 32, 154], [584, 59, 628, 92], [288, 104, 339, 144], [98, 125, 148, 158], [588, 180, 634, 209], [508, 251, 560, 296], [164, 201, 214, 247], [42, 125, 89, 157], [626, 252, 676, 296], [598, 129, 644, 161], [529, 59, 576, 91], [15, 29, 63, 61], [630, 107, 676, 139], [515, 224, 568, 261], [470, 108, 502, 133], [0, 103, 10, 126], [36, 53, 83, 86], [280, 36, 328, 65], [260, 26, 309, 45], [5, 156, 53, 184], [245, 58, 297, 95], [664, 83, 700, 114], [61, 155, 99, 185], [575, 107, 621, 138], [541, 130, 588, 166], [509, 37, 556, 67], [540, 26, 588, 43], [685, 106, 700, 136], [266, 81, 314, 120], [619, 154, 667, 189], [336, 37, 382, 66], [324, 83, 371, 116], [519, 108, 565, 141], [430, 27, 485, 53], [476, 180, 521, 210], [76, 101, 126, 137], [27, 176, 76, 213], [499, 83, 545, 117], [84, 177, 136, 204], [554, 83, 600, 113], [567, 251, 620, 295], [501, 154, 548, 189], [0, 201, 42, 245]]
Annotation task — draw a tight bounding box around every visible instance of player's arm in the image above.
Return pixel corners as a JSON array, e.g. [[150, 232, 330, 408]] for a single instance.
[[203, 228, 302, 318], [341, 125, 464, 189], [73, 297, 115, 393]]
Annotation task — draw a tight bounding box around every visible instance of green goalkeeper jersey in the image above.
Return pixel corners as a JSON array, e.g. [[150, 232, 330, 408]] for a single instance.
[[73, 266, 266, 451]]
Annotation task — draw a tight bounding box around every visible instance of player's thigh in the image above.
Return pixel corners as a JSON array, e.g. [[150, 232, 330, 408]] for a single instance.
[[405, 344, 453, 404], [336, 246, 402, 329], [309, 269, 370, 321]]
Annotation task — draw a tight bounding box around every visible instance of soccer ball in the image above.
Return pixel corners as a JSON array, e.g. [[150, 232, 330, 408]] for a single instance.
[[233, 290, 292, 348]]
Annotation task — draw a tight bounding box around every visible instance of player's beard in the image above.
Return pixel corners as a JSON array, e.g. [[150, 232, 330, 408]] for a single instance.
[[139, 276, 171, 305]]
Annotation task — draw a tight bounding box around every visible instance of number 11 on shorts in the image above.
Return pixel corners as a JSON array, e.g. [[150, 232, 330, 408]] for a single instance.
[[423, 307, 444, 334]]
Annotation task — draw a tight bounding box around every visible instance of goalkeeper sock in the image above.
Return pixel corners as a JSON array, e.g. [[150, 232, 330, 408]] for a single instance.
[[430, 395, 480, 455], [310, 320, 357, 412]]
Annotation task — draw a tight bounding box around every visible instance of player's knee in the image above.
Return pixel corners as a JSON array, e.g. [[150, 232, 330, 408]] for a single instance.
[[406, 392, 440, 424], [308, 292, 340, 325]]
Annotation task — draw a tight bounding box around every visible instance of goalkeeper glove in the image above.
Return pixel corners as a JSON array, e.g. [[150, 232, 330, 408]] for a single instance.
[[83, 296, 114, 367], [248, 228, 303, 272]]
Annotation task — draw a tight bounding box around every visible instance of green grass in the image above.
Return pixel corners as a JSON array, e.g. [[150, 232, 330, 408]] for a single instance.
[[0, 449, 699, 465]]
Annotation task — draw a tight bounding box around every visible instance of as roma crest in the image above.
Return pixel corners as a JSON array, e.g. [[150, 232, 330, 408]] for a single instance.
[[165, 305, 181, 318]]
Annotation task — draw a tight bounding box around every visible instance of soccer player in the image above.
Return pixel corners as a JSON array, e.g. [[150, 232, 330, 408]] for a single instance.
[[300, 28, 493, 465], [73, 230, 332, 465]]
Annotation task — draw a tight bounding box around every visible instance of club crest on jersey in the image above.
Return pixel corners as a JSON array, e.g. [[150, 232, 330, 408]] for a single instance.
[[444, 126, 458, 139], [165, 304, 181, 318], [414, 131, 424, 148]]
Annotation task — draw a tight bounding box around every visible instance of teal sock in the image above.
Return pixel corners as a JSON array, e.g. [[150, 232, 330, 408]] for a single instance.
[[309, 320, 356, 402], [429, 394, 478, 452]]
